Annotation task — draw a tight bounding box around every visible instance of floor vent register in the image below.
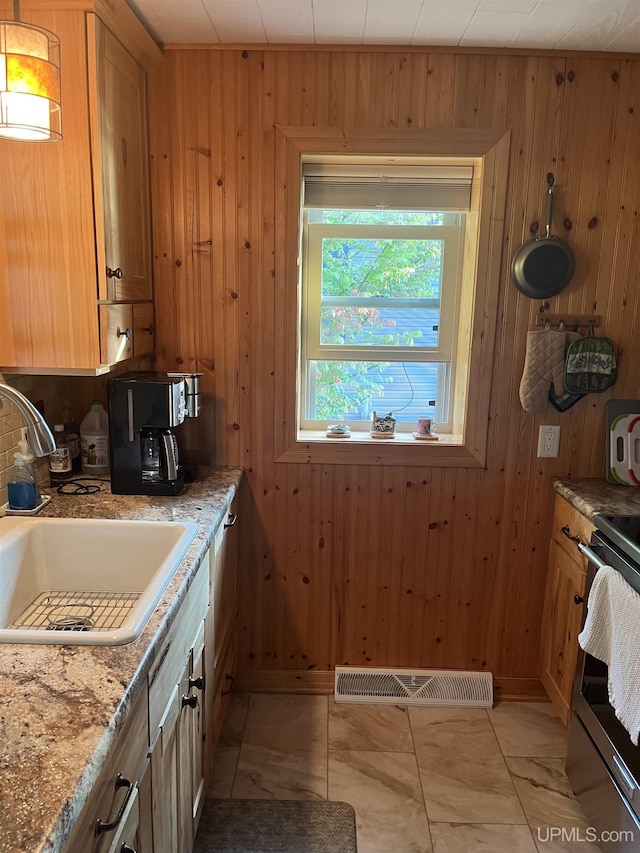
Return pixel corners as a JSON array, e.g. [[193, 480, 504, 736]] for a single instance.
[[334, 666, 493, 708]]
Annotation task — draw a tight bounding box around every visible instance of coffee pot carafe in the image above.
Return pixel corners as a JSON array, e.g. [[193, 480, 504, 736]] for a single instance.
[[140, 428, 179, 483]]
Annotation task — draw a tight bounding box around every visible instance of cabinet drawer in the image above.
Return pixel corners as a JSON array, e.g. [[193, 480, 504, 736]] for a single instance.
[[63, 688, 148, 853], [99, 304, 134, 365], [148, 553, 209, 735], [133, 302, 154, 357], [552, 494, 595, 571]]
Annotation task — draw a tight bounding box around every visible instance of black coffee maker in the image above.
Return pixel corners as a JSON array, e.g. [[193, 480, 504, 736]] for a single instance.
[[108, 372, 189, 495]]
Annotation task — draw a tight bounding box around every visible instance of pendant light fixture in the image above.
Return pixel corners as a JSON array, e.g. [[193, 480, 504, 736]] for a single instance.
[[0, 0, 62, 141]]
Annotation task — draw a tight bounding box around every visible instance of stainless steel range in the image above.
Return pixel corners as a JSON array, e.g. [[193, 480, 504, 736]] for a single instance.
[[566, 515, 640, 851]]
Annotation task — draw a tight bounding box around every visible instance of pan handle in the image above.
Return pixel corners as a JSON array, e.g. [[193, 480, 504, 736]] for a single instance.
[[544, 173, 555, 238]]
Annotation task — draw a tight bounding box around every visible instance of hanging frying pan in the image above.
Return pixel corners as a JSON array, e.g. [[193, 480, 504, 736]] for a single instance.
[[511, 173, 575, 299]]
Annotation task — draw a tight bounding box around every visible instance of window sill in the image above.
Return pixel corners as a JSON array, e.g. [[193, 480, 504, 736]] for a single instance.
[[276, 431, 485, 467]]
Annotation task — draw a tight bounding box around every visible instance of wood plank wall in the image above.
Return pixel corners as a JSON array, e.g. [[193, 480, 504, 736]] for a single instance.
[[148, 48, 640, 695]]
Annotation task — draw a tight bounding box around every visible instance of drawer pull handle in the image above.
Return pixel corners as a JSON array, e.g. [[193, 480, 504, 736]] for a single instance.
[[95, 773, 133, 836], [224, 513, 237, 529], [561, 525, 582, 546], [142, 324, 154, 335], [182, 693, 198, 709], [574, 594, 584, 605], [221, 674, 234, 697], [189, 675, 205, 691], [121, 846, 137, 853], [106, 266, 123, 279], [117, 327, 132, 340]]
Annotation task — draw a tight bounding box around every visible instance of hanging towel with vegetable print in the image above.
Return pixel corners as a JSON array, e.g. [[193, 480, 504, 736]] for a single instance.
[[564, 324, 617, 394]]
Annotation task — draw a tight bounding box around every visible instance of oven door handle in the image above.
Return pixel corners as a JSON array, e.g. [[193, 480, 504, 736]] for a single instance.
[[578, 542, 610, 571], [611, 753, 637, 802]]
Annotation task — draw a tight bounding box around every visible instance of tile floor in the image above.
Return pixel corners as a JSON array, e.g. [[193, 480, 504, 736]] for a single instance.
[[208, 694, 602, 853]]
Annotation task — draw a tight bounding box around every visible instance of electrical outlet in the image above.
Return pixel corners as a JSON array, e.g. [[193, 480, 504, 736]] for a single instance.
[[537, 425, 561, 458]]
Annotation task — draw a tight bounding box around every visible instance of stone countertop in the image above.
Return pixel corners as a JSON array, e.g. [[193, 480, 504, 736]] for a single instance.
[[552, 476, 640, 519], [0, 466, 243, 853]]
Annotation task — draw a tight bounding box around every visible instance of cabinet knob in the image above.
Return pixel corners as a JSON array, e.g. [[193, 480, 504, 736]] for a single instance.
[[574, 594, 584, 605], [224, 513, 237, 529], [106, 266, 123, 279], [116, 327, 132, 340], [221, 674, 234, 697], [182, 693, 198, 709], [188, 675, 204, 691], [142, 324, 154, 335], [120, 846, 137, 853]]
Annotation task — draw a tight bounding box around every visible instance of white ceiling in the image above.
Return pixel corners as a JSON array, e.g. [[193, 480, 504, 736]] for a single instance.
[[126, 0, 640, 52]]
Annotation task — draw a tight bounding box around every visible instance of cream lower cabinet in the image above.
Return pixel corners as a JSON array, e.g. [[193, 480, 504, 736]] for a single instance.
[[204, 502, 239, 780], [148, 558, 209, 853], [62, 506, 240, 853]]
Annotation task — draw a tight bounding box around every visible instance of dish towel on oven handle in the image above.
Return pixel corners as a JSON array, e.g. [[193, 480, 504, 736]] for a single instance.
[[578, 565, 640, 745]]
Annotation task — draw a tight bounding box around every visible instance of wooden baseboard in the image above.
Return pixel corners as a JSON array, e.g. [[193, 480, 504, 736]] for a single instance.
[[493, 677, 549, 702], [236, 669, 548, 702], [235, 669, 335, 694]]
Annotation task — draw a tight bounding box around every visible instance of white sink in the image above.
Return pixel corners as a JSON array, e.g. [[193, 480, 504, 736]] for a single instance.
[[0, 516, 198, 645]]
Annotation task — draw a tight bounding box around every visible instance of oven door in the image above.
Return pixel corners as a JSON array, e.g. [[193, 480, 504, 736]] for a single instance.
[[566, 533, 640, 849]]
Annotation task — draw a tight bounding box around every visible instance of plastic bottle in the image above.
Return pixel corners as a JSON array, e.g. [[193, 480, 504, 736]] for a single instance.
[[48, 424, 73, 479], [62, 401, 81, 473], [80, 400, 110, 475], [16, 436, 41, 502], [8, 453, 38, 510]]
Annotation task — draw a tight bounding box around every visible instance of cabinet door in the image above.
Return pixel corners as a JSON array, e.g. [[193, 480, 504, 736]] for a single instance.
[[150, 684, 181, 853], [539, 539, 587, 725], [95, 20, 152, 302], [137, 758, 153, 853], [190, 624, 206, 834], [178, 621, 206, 853]]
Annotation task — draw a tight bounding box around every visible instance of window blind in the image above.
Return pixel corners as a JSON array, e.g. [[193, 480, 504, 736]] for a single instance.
[[303, 163, 473, 211]]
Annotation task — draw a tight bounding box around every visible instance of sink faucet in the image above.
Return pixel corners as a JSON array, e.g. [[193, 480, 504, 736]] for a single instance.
[[0, 372, 56, 456]]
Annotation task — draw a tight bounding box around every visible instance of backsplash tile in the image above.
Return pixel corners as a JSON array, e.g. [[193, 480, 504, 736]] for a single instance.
[[0, 375, 93, 505]]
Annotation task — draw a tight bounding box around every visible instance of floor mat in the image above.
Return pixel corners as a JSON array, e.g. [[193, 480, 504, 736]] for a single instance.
[[193, 799, 358, 853]]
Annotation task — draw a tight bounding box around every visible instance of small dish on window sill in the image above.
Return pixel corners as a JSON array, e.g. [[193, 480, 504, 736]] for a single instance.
[[412, 433, 439, 441], [370, 431, 395, 439], [326, 423, 351, 438]]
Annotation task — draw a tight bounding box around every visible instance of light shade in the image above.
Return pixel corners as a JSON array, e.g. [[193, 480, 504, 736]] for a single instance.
[[0, 18, 61, 141]]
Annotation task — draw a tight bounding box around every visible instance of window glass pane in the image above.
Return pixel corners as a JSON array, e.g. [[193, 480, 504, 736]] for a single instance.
[[307, 360, 438, 423], [322, 238, 442, 298], [320, 236, 442, 347], [321, 307, 439, 347]]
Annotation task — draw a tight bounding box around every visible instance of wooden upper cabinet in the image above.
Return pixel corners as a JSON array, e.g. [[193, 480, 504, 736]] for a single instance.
[[0, 1, 160, 374], [92, 18, 152, 303]]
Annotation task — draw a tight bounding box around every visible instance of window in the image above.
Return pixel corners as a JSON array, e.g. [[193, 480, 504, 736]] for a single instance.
[[300, 164, 472, 433], [273, 127, 510, 467]]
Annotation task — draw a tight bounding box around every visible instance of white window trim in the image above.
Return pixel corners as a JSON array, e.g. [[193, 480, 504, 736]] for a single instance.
[[300, 218, 464, 432], [273, 126, 511, 468]]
